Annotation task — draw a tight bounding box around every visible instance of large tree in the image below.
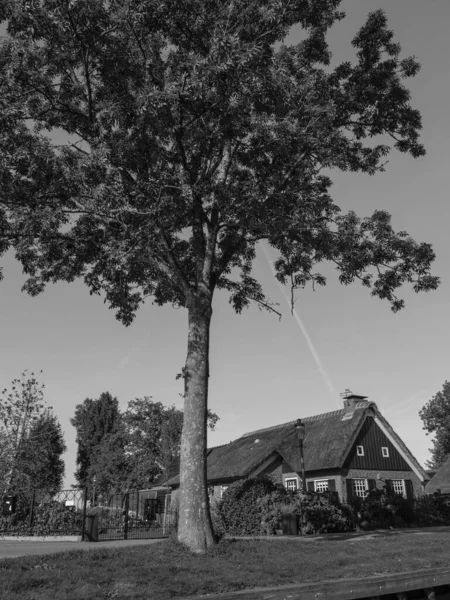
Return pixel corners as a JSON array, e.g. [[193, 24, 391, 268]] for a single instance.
[[0, 1, 439, 551], [70, 391, 122, 488], [420, 381, 450, 469]]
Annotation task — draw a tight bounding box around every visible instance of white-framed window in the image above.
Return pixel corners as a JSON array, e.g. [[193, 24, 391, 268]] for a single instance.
[[382, 447, 389, 458], [356, 445, 364, 456], [220, 485, 229, 498], [392, 479, 406, 497], [285, 478, 298, 492], [314, 479, 329, 493], [352, 478, 368, 498]]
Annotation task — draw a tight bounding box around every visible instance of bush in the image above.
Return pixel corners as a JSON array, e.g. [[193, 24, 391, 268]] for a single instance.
[[348, 485, 438, 530], [32, 501, 83, 535], [414, 493, 450, 526], [0, 514, 29, 535], [214, 478, 352, 536], [0, 501, 83, 536], [219, 477, 278, 535], [298, 492, 352, 534]]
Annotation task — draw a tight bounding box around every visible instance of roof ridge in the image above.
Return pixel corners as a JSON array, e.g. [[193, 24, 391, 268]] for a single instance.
[[240, 408, 353, 438], [207, 443, 230, 453]]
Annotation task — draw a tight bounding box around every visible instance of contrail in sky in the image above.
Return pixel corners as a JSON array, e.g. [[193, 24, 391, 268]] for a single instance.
[[261, 242, 337, 396]]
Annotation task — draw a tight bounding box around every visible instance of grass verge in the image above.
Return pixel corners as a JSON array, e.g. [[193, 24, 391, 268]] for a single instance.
[[1, 530, 450, 600]]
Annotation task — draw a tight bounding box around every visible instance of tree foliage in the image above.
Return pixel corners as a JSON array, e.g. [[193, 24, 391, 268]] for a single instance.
[[0, 371, 65, 496], [70, 391, 122, 488], [0, 371, 48, 495], [0, 1, 438, 317], [121, 397, 218, 490], [70, 394, 219, 496], [12, 412, 66, 495], [420, 381, 450, 469], [0, 0, 439, 551]]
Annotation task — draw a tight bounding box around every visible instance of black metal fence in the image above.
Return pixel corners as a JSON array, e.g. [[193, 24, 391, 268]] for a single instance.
[[90, 491, 177, 541], [0, 488, 177, 541], [0, 488, 87, 537]]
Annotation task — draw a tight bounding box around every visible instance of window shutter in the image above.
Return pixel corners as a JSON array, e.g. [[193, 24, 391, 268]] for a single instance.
[[346, 479, 353, 502], [328, 479, 336, 491], [307, 481, 314, 492], [384, 479, 392, 494], [367, 479, 377, 491], [405, 479, 414, 503]]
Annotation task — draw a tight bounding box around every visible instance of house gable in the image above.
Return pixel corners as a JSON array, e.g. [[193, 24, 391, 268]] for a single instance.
[[343, 416, 411, 471]]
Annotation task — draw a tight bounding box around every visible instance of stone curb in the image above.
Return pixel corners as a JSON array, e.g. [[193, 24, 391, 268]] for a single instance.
[[0, 535, 82, 542]]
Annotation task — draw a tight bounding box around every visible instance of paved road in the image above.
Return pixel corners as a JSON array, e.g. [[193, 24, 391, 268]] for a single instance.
[[0, 537, 166, 559], [226, 525, 450, 542], [2, 526, 450, 560]]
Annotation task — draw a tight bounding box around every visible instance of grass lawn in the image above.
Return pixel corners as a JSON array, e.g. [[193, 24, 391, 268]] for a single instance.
[[1, 531, 450, 600]]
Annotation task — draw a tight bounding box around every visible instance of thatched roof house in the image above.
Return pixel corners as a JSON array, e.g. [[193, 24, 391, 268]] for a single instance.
[[165, 394, 428, 504]]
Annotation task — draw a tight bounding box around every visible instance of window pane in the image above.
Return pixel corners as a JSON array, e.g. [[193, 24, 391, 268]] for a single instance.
[[285, 478, 298, 491], [352, 478, 367, 497], [392, 480, 405, 497], [314, 480, 329, 493]]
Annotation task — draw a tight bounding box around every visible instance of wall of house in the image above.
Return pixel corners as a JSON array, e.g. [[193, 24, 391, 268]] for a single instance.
[[342, 468, 423, 502]]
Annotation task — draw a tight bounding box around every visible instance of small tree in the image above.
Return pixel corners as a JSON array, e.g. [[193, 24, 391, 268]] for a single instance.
[[87, 428, 129, 498], [420, 381, 450, 469], [0, 1, 439, 551], [12, 412, 67, 496], [70, 391, 122, 488], [0, 371, 48, 496], [76, 395, 219, 496]]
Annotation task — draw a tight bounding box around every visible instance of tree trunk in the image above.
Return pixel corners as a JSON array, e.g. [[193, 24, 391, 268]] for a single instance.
[[178, 291, 216, 553]]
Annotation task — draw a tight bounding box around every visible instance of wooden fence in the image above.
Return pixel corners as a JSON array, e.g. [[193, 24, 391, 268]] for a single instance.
[[181, 567, 450, 600]]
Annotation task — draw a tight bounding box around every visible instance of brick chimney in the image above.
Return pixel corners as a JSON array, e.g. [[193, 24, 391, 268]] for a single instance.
[[341, 390, 368, 413]]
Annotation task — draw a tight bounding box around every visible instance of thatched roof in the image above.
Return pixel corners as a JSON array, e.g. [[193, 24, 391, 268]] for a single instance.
[[426, 456, 450, 493], [164, 401, 427, 487]]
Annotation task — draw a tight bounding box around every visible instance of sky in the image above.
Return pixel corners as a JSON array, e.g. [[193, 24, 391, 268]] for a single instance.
[[1, 0, 449, 488]]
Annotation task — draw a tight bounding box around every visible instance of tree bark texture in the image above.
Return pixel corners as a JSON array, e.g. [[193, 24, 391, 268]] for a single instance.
[[178, 292, 216, 552]]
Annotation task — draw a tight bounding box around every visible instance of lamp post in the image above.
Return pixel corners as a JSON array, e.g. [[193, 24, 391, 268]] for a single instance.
[[92, 475, 97, 507], [294, 419, 306, 492]]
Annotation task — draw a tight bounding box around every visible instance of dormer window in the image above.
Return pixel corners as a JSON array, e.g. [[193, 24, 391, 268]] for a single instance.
[[356, 445, 364, 456], [382, 447, 389, 458]]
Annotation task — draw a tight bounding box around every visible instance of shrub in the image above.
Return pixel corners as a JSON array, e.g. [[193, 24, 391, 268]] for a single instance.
[[299, 492, 352, 534], [414, 493, 450, 526], [219, 477, 278, 535], [32, 501, 83, 535], [0, 514, 29, 535], [0, 501, 83, 536], [258, 489, 291, 535], [215, 479, 351, 536]]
